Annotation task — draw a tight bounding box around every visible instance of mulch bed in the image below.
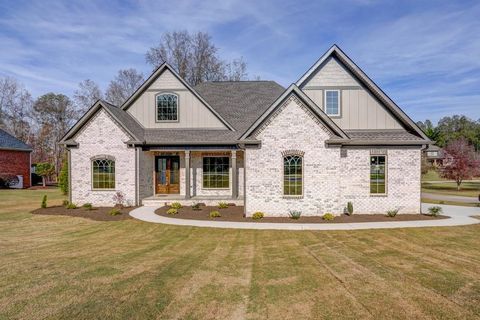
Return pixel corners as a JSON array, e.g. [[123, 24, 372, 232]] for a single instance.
[[31, 206, 135, 221], [155, 205, 449, 223]]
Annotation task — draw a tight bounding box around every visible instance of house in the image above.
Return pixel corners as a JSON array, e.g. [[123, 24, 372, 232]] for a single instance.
[[60, 45, 431, 216], [424, 145, 444, 167], [0, 128, 32, 188]]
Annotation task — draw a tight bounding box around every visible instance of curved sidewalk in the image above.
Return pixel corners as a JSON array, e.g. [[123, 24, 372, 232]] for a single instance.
[[129, 204, 480, 231]]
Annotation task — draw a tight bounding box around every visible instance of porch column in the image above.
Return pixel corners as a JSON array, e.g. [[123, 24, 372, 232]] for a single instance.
[[185, 150, 191, 199], [231, 150, 238, 199]]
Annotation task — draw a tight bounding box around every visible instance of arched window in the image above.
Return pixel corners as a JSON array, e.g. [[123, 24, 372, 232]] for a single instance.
[[283, 154, 303, 196], [92, 157, 115, 189], [156, 93, 178, 121]]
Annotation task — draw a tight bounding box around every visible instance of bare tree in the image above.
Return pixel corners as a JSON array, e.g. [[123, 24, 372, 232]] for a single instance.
[[145, 31, 248, 86], [105, 69, 144, 106], [73, 79, 103, 115]]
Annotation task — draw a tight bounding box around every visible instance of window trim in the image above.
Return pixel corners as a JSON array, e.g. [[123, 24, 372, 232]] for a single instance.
[[202, 155, 230, 190], [369, 154, 388, 196], [91, 156, 116, 191], [282, 153, 304, 198], [324, 89, 341, 117], [155, 92, 179, 123]]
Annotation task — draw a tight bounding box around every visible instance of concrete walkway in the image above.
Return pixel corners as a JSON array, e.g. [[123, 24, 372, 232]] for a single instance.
[[422, 192, 479, 204], [129, 203, 480, 230]]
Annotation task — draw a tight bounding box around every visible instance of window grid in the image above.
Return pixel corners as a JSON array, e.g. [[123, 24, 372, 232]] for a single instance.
[[203, 157, 229, 189], [325, 90, 339, 115], [370, 155, 386, 194], [284, 155, 302, 196], [92, 159, 115, 189], [156, 94, 178, 121]]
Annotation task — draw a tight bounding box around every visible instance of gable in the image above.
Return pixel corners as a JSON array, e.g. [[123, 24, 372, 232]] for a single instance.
[[297, 45, 430, 140], [123, 66, 231, 130]]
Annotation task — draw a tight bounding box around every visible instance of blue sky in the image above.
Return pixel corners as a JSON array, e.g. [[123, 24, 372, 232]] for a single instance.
[[1, 0, 479, 123]]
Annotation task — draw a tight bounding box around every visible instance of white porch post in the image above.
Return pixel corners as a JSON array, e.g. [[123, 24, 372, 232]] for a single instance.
[[185, 150, 191, 199], [231, 150, 238, 199]]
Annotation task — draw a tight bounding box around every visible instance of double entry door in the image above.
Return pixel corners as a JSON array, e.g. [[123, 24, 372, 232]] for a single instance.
[[155, 156, 180, 194]]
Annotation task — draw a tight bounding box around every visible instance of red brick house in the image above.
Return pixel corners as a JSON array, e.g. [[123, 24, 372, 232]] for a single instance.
[[0, 128, 32, 188]]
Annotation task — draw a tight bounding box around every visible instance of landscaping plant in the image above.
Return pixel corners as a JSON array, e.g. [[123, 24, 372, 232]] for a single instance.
[[82, 203, 93, 210], [252, 212, 264, 220], [386, 209, 399, 217], [191, 203, 201, 211], [62, 200, 69, 207], [346, 202, 353, 216], [166, 208, 178, 215], [66, 203, 77, 209], [209, 210, 221, 218], [322, 213, 335, 221], [41, 195, 47, 208], [112, 191, 126, 208], [170, 202, 182, 209], [218, 202, 228, 209], [109, 208, 121, 216], [427, 206, 443, 217], [288, 210, 302, 220]]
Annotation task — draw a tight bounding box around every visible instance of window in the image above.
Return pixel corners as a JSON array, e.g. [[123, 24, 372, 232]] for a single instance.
[[370, 155, 386, 194], [203, 157, 229, 189], [156, 93, 178, 121], [92, 158, 115, 189], [427, 151, 438, 157], [325, 90, 340, 116], [283, 155, 303, 196]]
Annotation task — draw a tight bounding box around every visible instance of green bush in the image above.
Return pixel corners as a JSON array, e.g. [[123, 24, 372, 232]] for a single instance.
[[82, 203, 93, 210], [109, 208, 121, 216], [66, 203, 77, 209], [386, 209, 399, 217], [191, 203, 201, 211], [288, 210, 302, 220], [427, 206, 442, 217], [58, 156, 68, 195], [346, 202, 353, 216], [209, 210, 221, 218], [218, 202, 229, 209], [252, 212, 264, 220], [170, 202, 182, 209], [41, 195, 47, 208], [166, 208, 178, 215], [62, 200, 69, 207], [322, 213, 335, 221]]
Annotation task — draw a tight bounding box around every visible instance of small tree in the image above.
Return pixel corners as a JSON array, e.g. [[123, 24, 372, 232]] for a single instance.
[[35, 162, 55, 187], [440, 138, 480, 190], [41, 195, 47, 208], [58, 156, 68, 195]]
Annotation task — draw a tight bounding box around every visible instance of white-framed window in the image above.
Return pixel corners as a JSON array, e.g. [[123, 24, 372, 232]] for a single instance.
[[370, 155, 386, 195], [283, 154, 303, 196], [324, 90, 340, 116], [156, 93, 178, 121], [91, 157, 115, 190], [427, 151, 438, 157]]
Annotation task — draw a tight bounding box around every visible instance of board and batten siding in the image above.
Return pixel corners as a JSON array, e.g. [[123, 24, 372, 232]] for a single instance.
[[126, 69, 227, 129], [301, 56, 403, 130]]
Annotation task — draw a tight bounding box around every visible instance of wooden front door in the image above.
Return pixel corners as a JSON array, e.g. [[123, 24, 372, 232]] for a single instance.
[[155, 156, 180, 194]]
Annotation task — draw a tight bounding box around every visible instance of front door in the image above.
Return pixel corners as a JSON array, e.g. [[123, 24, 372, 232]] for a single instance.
[[155, 156, 180, 194]]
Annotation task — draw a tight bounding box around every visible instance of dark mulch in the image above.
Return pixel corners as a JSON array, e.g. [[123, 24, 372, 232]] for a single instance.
[[155, 205, 449, 223], [31, 206, 135, 221]]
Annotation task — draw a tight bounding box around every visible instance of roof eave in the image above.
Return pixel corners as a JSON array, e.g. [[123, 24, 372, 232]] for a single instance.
[[0, 147, 32, 152], [326, 139, 432, 146]]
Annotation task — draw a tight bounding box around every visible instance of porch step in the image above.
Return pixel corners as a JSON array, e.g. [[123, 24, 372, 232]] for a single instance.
[[142, 197, 244, 207]]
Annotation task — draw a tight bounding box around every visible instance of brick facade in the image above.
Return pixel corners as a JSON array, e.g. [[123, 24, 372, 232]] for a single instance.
[[0, 150, 30, 188]]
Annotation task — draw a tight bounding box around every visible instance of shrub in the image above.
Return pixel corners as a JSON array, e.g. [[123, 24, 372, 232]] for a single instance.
[[112, 191, 126, 208], [252, 212, 264, 220], [109, 208, 121, 216], [66, 203, 77, 209], [0, 173, 19, 188], [62, 200, 69, 207], [41, 195, 47, 208], [170, 202, 182, 209], [288, 210, 302, 220], [218, 202, 229, 209], [82, 203, 93, 210], [58, 157, 68, 195], [322, 213, 335, 221], [346, 202, 354, 216], [386, 209, 399, 217], [427, 206, 443, 217], [191, 203, 201, 211], [209, 210, 221, 218], [166, 208, 178, 215]]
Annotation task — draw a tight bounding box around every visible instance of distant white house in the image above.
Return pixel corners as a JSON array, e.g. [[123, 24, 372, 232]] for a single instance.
[[60, 45, 431, 216]]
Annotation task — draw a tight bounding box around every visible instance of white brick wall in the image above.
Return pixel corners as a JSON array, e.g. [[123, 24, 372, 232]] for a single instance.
[[70, 110, 136, 206], [245, 94, 421, 217]]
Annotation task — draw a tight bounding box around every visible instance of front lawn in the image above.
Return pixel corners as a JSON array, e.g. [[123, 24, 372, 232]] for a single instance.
[[422, 181, 480, 197], [1, 189, 480, 319]]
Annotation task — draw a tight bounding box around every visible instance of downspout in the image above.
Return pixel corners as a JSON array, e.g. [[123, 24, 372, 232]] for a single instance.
[[420, 144, 428, 214], [68, 149, 72, 203]]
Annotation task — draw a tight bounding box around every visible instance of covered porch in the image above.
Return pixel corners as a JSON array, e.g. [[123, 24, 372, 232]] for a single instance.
[[137, 147, 244, 206]]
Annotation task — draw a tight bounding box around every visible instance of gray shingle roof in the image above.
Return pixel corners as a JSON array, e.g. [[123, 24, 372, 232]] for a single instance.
[[0, 128, 32, 151], [101, 100, 144, 140], [345, 130, 425, 142]]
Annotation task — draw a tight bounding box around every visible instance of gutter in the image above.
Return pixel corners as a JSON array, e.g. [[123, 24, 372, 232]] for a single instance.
[[125, 140, 261, 146], [326, 139, 433, 146]]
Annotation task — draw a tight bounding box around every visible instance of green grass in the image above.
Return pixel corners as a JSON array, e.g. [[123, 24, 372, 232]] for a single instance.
[[422, 181, 480, 197], [421, 198, 480, 207], [1, 189, 480, 319], [422, 169, 446, 182]]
